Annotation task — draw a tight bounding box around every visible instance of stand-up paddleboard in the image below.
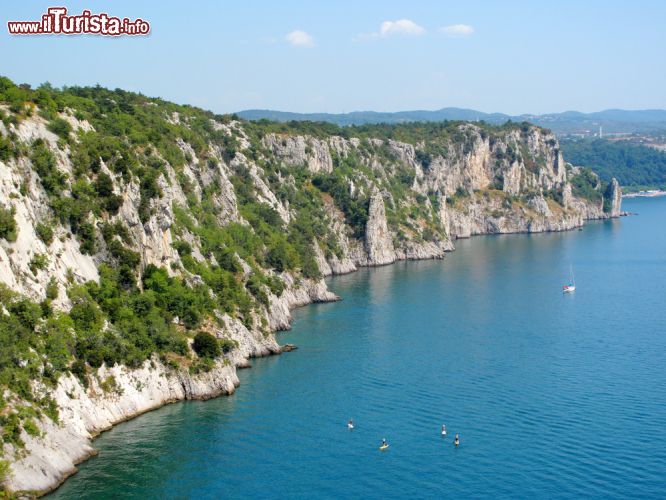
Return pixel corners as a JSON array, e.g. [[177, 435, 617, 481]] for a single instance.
[[379, 444, 389, 451], [563, 265, 576, 293]]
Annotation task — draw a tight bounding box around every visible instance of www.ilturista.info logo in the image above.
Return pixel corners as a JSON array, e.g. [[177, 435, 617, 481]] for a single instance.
[[7, 7, 150, 36]]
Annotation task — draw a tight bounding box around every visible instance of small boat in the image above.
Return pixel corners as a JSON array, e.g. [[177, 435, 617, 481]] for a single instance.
[[348, 422, 354, 430], [563, 266, 576, 293], [441, 425, 447, 437]]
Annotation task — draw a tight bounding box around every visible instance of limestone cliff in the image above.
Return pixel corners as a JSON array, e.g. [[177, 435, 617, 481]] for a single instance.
[[608, 178, 623, 217], [0, 80, 621, 495], [363, 189, 396, 266]]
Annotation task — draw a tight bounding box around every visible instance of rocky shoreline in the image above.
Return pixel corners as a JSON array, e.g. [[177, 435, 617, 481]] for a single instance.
[[7, 275, 338, 496], [622, 189, 666, 198]]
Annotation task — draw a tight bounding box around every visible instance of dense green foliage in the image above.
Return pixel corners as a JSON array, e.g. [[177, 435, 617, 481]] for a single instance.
[[192, 332, 221, 359], [245, 117, 530, 149], [35, 221, 54, 245], [0, 205, 17, 242], [0, 286, 63, 448], [561, 138, 666, 190], [47, 117, 72, 139], [313, 173, 368, 238], [569, 167, 604, 204]]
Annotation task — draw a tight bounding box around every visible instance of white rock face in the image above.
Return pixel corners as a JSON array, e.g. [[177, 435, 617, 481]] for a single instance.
[[239, 155, 291, 223], [201, 153, 242, 224], [60, 110, 95, 134], [528, 195, 553, 217], [7, 358, 241, 494], [319, 198, 358, 274], [267, 273, 339, 331], [12, 115, 59, 147], [263, 134, 333, 173], [608, 178, 622, 217], [313, 242, 333, 276], [363, 189, 396, 266], [0, 157, 98, 303], [562, 182, 574, 209], [394, 239, 453, 260], [260, 123, 622, 268], [445, 192, 596, 239]]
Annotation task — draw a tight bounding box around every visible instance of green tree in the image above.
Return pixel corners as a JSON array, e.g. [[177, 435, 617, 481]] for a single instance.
[[0, 205, 17, 242], [192, 332, 220, 359], [47, 117, 72, 140]]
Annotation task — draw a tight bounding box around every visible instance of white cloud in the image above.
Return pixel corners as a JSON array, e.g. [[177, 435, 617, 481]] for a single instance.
[[285, 30, 314, 47], [439, 24, 474, 37], [354, 19, 426, 41], [379, 19, 426, 37]]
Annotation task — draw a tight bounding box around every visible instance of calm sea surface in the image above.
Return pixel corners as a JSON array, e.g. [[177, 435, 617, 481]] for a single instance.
[[51, 197, 666, 499]]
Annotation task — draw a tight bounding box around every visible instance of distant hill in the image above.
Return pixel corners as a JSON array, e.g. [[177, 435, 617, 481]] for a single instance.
[[560, 138, 666, 191], [237, 108, 666, 135], [237, 107, 512, 127]]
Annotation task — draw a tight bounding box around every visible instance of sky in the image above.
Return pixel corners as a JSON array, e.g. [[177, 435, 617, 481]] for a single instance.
[[1, 0, 665, 115]]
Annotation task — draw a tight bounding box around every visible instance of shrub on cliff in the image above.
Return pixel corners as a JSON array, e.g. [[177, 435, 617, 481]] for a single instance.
[[94, 172, 114, 197], [0, 205, 17, 242], [47, 117, 72, 140], [219, 338, 236, 353], [570, 168, 603, 203], [192, 331, 221, 359], [0, 133, 14, 161], [28, 253, 48, 275], [30, 140, 65, 196], [312, 172, 369, 239], [70, 359, 88, 387], [0, 458, 10, 490], [35, 221, 54, 245]]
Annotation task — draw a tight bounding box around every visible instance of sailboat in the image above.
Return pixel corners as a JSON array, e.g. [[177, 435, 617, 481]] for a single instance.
[[563, 266, 576, 293]]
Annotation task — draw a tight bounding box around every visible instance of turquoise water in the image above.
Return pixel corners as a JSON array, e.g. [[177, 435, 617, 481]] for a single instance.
[[51, 198, 666, 499]]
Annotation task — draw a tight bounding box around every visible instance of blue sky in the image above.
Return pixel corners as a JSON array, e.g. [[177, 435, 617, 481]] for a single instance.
[[2, 1, 665, 114]]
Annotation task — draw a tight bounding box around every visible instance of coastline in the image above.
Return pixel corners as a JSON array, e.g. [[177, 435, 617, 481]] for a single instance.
[[28, 211, 619, 498], [622, 190, 666, 198], [1, 112, 623, 497]]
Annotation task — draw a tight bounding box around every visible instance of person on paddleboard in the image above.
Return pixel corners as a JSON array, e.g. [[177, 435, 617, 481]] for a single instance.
[[454, 433, 460, 446], [441, 424, 447, 436], [348, 419, 354, 429]]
